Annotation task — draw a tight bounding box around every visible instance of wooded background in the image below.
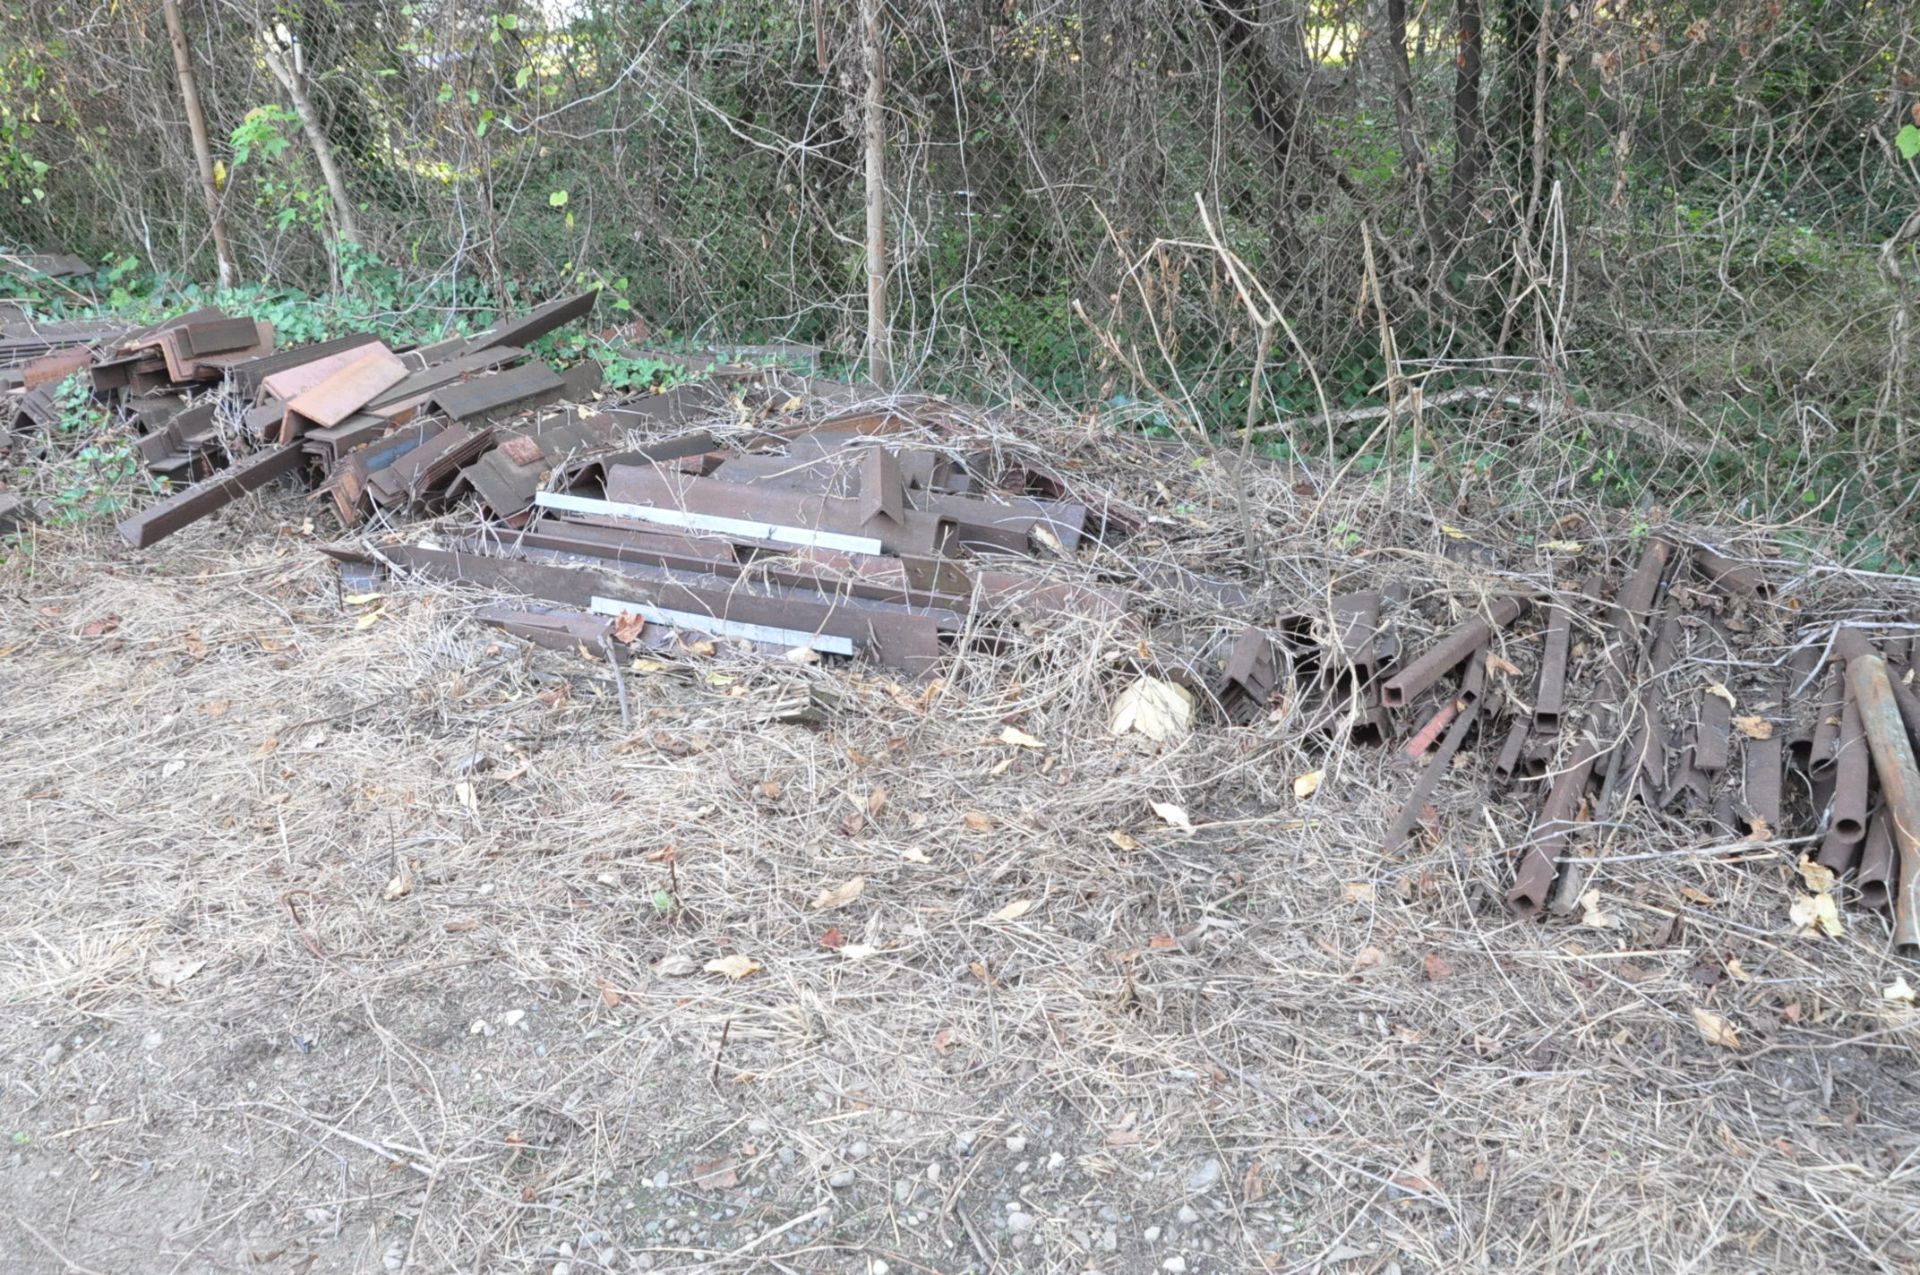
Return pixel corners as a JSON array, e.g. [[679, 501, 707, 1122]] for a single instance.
[[3, 2, 1917, 538]]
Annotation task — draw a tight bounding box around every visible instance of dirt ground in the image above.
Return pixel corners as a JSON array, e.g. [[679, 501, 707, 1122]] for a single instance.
[[4, 456, 1920, 1273]]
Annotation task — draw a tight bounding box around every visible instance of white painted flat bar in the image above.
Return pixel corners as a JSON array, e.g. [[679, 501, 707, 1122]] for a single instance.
[[589, 595, 856, 655], [536, 490, 882, 555]]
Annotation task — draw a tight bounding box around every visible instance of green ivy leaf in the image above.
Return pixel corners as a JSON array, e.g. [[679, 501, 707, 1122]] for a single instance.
[[1898, 124, 1920, 161], [548, 189, 569, 208]]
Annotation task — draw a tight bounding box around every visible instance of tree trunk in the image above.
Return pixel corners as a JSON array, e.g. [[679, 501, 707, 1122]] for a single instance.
[[260, 37, 360, 246], [861, 0, 891, 390], [1446, 0, 1486, 238], [160, 0, 236, 288]]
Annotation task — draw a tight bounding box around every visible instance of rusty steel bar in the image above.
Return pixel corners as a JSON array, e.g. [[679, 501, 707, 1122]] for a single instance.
[[1379, 663, 1487, 854], [1838, 631, 1920, 947], [1743, 732, 1783, 834], [1695, 691, 1731, 772], [1493, 715, 1532, 783], [1808, 664, 1844, 784], [1858, 807, 1895, 911], [1830, 686, 1870, 844], [1692, 546, 1772, 601], [1508, 740, 1602, 915], [115, 442, 305, 548], [1534, 594, 1573, 731], [1380, 595, 1524, 708]]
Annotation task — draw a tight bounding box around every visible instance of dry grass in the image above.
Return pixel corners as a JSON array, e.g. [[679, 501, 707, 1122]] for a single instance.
[[2, 402, 1919, 1274]]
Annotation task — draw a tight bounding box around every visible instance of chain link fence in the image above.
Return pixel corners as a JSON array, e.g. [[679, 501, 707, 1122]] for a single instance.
[[3, 2, 1916, 520]]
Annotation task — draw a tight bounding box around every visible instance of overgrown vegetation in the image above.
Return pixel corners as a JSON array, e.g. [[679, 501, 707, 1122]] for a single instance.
[[0, 1, 1914, 558]]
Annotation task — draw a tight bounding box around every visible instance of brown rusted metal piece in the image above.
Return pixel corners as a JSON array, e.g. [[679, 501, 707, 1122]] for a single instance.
[[1534, 594, 1573, 731], [1694, 690, 1731, 772], [1829, 685, 1870, 845], [1493, 716, 1532, 782], [1742, 730, 1783, 834], [1380, 595, 1524, 708], [1380, 659, 1487, 853], [1837, 630, 1920, 947], [1857, 807, 1895, 911], [1216, 627, 1281, 725], [1692, 546, 1772, 601], [1508, 740, 1602, 915], [116, 443, 305, 548]]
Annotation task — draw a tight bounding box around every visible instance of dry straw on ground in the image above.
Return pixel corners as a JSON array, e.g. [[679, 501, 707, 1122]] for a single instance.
[[2, 400, 1918, 1273]]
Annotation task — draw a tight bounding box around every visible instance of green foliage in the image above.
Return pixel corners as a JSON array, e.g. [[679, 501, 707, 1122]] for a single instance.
[[1897, 125, 1920, 162], [34, 375, 157, 525]]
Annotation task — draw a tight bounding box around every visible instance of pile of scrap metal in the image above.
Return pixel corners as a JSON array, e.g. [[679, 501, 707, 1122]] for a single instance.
[[0, 289, 599, 546], [327, 396, 1131, 679], [1244, 542, 1920, 945], [0, 314, 135, 531]]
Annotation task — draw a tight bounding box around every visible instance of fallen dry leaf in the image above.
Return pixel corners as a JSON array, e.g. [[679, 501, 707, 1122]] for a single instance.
[[1107, 830, 1140, 851], [932, 1025, 957, 1054], [444, 918, 478, 933], [866, 785, 888, 818], [810, 876, 866, 911], [1422, 953, 1454, 981], [1882, 975, 1917, 1005], [691, 1156, 740, 1190], [598, 978, 622, 1008], [1578, 889, 1617, 929], [1148, 932, 1178, 951], [654, 954, 697, 977], [383, 862, 414, 901], [819, 927, 846, 950], [1796, 855, 1836, 894], [81, 614, 120, 638], [962, 811, 993, 832], [149, 957, 206, 990], [1149, 800, 1194, 831], [1705, 682, 1737, 709], [704, 954, 761, 980], [900, 845, 931, 864], [1789, 891, 1843, 938], [1692, 1007, 1741, 1050], [1109, 676, 1194, 743], [998, 725, 1045, 750], [1732, 715, 1773, 740], [612, 611, 646, 645], [840, 943, 878, 961], [1744, 815, 1772, 843], [1679, 886, 1717, 905], [986, 898, 1034, 923], [1486, 653, 1522, 678], [1292, 769, 1324, 799], [1343, 882, 1376, 904]]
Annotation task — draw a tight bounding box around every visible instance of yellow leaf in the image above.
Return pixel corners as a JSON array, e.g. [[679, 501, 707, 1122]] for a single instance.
[[1439, 524, 1467, 540], [704, 954, 761, 980], [1705, 682, 1736, 709], [1107, 830, 1140, 851], [1109, 676, 1194, 742], [343, 592, 384, 605], [1149, 800, 1193, 831], [1292, 769, 1324, 799], [840, 943, 879, 961], [810, 876, 866, 911], [1692, 1007, 1741, 1050], [1540, 540, 1584, 552], [900, 846, 930, 864], [1882, 975, 1917, 1005], [1343, 882, 1375, 904], [986, 898, 1034, 923], [355, 606, 384, 630], [1732, 715, 1773, 740], [1486, 654, 1522, 678], [1789, 892, 1843, 938], [1796, 855, 1835, 894], [962, 811, 992, 832], [999, 726, 1045, 749], [1578, 889, 1617, 929]]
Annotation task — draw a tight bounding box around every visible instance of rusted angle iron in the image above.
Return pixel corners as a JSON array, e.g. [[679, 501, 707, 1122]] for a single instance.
[[1380, 594, 1524, 708], [1835, 630, 1920, 947], [116, 442, 305, 548], [1381, 656, 1487, 852]]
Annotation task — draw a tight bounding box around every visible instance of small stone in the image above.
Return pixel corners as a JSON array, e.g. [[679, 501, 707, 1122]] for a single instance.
[[1046, 1152, 1065, 1171], [551, 1263, 570, 1275], [1007, 1211, 1035, 1233], [1178, 1205, 1200, 1225], [578, 1231, 602, 1248], [1098, 1205, 1119, 1224], [651, 1170, 669, 1189], [848, 1141, 870, 1160], [1099, 1227, 1118, 1251], [1016, 1160, 1030, 1174], [42, 1043, 63, 1066], [926, 1162, 941, 1182], [501, 1009, 526, 1029], [469, 1019, 494, 1037], [748, 1119, 772, 1136], [142, 1029, 165, 1050], [894, 1180, 913, 1204], [953, 1132, 975, 1156], [1144, 1226, 1162, 1243], [829, 1169, 856, 1189], [1163, 1258, 1187, 1273], [868, 1262, 890, 1275], [1186, 1158, 1223, 1193], [382, 1240, 405, 1271], [1005, 1135, 1027, 1153]]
